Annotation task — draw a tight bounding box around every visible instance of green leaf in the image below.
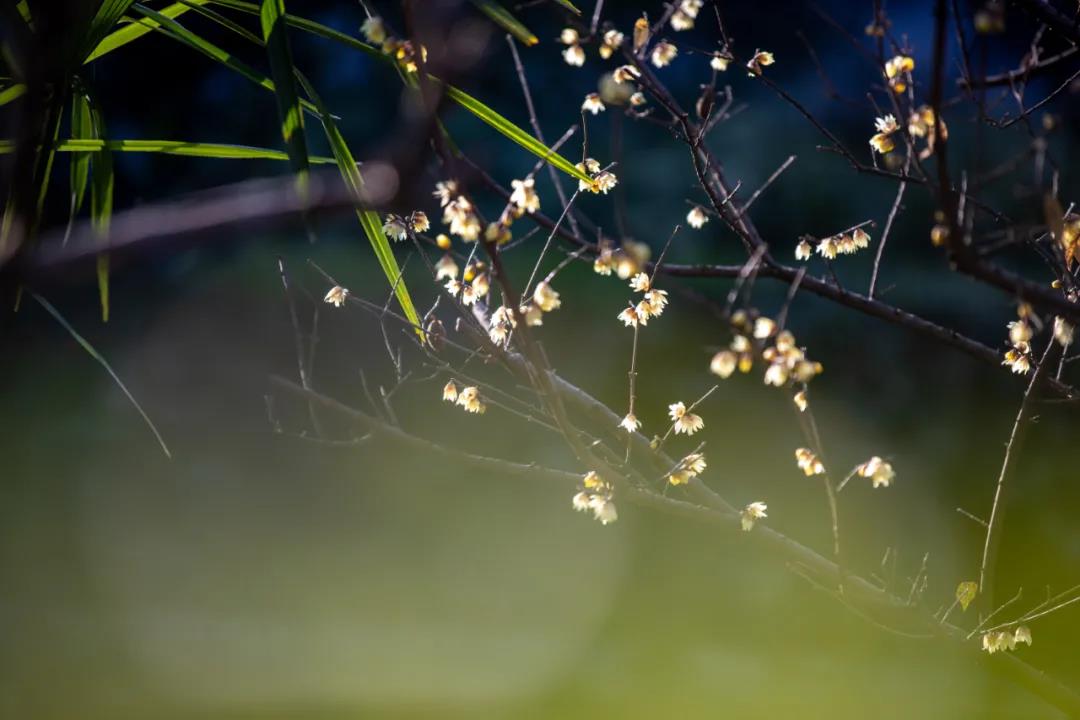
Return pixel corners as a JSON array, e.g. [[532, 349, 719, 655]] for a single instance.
[[89, 102, 114, 323], [0, 138, 335, 161], [202, 1, 590, 183], [80, 0, 138, 62], [85, 0, 209, 63], [259, 0, 309, 182], [295, 73, 423, 336], [0, 83, 27, 106], [69, 92, 93, 217], [440, 83, 589, 182], [956, 581, 978, 612], [31, 292, 171, 458], [551, 0, 582, 14], [469, 0, 538, 45], [128, 4, 320, 117]]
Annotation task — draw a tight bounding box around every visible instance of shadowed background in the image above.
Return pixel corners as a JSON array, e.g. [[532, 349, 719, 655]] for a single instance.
[[1, 1, 1078, 718]]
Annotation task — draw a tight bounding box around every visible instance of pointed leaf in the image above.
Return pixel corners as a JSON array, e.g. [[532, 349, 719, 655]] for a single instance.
[[259, 0, 309, 181], [469, 0, 538, 46], [956, 581, 977, 612]]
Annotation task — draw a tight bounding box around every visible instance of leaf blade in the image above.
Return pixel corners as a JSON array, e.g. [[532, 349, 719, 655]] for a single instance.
[[469, 0, 538, 46]]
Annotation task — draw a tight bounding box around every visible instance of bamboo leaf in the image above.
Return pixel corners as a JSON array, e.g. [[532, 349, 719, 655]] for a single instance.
[[128, 4, 320, 117], [85, 0, 209, 63], [202, 1, 590, 183], [89, 102, 114, 322], [259, 0, 309, 181], [469, 0, 538, 46], [0, 138, 336, 162], [551, 0, 582, 14], [80, 0, 139, 62], [31, 292, 171, 458], [0, 83, 27, 106], [295, 73, 423, 336], [69, 92, 93, 217]]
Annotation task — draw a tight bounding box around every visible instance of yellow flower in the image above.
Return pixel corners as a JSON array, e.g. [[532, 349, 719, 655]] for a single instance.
[[559, 28, 580, 45], [856, 456, 895, 488], [746, 49, 775, 76], [456, 386, 486, 414], [489, 305, 518, 344], [629, 91, 647, 106], [753, 317, 777, 339], [852, 227, 871, 249], [710, 350, 737, 378], [409, 210, 430, 233], [633, 15, 650, 52], [323, 285, 349, 307], [563, 44, 586, 67], [583, 470, 602, 489], [795, 447, 825, 476], [361, 16, 387, 44], [884, 55, 915, 93], [619, 413, 641, 433], [629, 272, 651, 292], [510, 177, 540, 214], [590, 496, 618, 525], [618, 305, 646, 328], [434, 253, 459, 281], [582, 93, 606, 114], [710, 51, 731, 71], [613, 64, 641, 84], [764, 362, 789, 387], [683, 452, 707, 475], [533, 281, 561, 312], [741, 501, 768, 531], [471, 271, 490, 299], [1008, 320, 1032, 346], [670, 10, 694, 31], [870, 132, 895, 154], [592, 171, 618, 194], [435, 233, 452, 250], [668, 469, 693, 486], [687, 205, 708, 229], [1014, 625, 1032, 646], [599, 29, 624, 59], [520, 302, 544, 327], [442, 380, 458, 402], [572, 491, 592, 512], [1054, 316, 1074, 347], [641, 289, 668, 317], [793, 390, 808, 412], [433, 180, 458, 207], [383, 214, 408, 241], [593, 246, 615, 275], [795, 239, 813, 261], [1003, 345, 1031, 374], [816, 237, 838, 259], [651, 41, 678, 68], [669, 401, 704, 435]]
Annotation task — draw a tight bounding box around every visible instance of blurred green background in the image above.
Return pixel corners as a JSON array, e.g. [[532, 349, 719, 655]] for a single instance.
[[2, 1, 1079, 718]]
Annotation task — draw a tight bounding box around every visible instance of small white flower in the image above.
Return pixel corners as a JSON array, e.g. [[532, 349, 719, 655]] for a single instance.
[[323, 285, 349, 307], [795, 447, 824, 476], [409, 210, 430, 233], [434, 253, 459, 281], [668, 401, 704, 435], [619, 413, 641, 433], [509, 177, 540, 213], [383, 215, 408, 241], [1054, 316, 1074, 347], [741, 501, 768, 531], [795, 239, 813, 261], [591, 496, 618, 525], [559, 28, 580, 45], [793, 390, 808, 412], [687, 205, 708, 229], [533, 281, 561, 312], [582, 93, 606, 115], [856, 456, 895, 488], [613, 64, 641, 84], [816, 237, 838, 259], [361, 16, 387, 44], [572, 491, 591, 512], [651, 41, 678, 68], [629, 272, 651, 292], [563, 44, 586, 67], [753, 317, 777, 339], [710, 350, 737, 378], [710, 52, 732, 71], [442, 380, 458, 402]]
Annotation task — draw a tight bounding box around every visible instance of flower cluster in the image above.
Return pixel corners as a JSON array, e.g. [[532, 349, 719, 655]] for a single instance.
[[908, 105, 947, 160], [435, 180, 482, 242], [668, 401, 704, 436], [855, 456, 895, 488], [382, 210, 429, 241], [560, 27, 585, 67], [1002, 305, 1034, 374], [361, 17, 427, 74], [573, 471, 618, 525], [489, 305, 518, 345], [443, 381, 486, 414], [884, 54, 915, 93], [509, 177, 540, 214], [575, 157, 619, 195], [617, 272, 668, 327], [670, 0, 704, 31], [795, 447, 825, 476], [668, 452, 707, 486], [594, 238, 651, 279], [599, 29, 624, 59], [711, 314, 823, 389], [981, 626, 1032, 654], [444, 260, 490, 307], [798, 227, 871, 260], [741, 501, 768, 531], [516, 281, 562, 328]]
